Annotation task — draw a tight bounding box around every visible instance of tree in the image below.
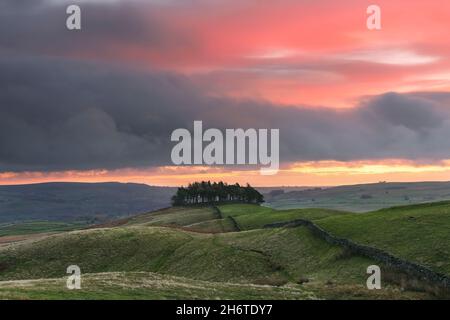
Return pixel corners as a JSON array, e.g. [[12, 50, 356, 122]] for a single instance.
[[171, 181, 264, 206]]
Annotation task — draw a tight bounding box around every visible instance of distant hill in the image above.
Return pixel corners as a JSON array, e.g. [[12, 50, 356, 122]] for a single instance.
[[263, 181, 450, 212], [0, 182, 175, 223]]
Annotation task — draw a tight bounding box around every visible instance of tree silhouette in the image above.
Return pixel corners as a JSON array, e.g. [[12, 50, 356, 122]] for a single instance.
[[171, 181, 264, 206]]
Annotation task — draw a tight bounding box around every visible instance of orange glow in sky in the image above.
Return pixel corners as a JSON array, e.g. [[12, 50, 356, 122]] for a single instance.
[[4, 160, 450, 187], [3, 0, 450, 186]]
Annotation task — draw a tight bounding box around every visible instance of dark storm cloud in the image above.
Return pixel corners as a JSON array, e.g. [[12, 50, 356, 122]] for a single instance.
[[0, 55, 199, 171], [1, 1, 450, 172], [0, 0, 191, 60], [2, 54, 450, 172], [360, 93, 445, 132]]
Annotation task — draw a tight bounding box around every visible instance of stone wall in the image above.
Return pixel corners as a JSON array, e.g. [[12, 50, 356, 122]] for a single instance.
[[212, 206, 241, 231], [264, 219, 450, 290]]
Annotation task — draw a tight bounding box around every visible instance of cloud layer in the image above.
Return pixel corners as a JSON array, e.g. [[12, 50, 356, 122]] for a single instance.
[[2, 54, 450, 172], [2, 0, 450, 107], [1, 0, 450, 174]]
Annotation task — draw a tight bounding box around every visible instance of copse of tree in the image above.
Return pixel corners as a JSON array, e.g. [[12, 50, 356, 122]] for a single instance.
[[171, 181, 264, 206]]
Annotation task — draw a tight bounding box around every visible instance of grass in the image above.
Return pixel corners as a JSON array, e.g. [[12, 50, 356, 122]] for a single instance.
[[315, 201, 450, 276], [218, 204, 350, 230], [0, 203, 445, 299], [0, 272, 314, 300], [219, 204, 274, 218], [0, 271, 429, 300], [0, 224, 429, 299], [0, 221, 87, 237], [0, 226, 370, 284], [125, 207, 218, 227], [185, 218, 238, 233], [219, 203, 450, 277], [0, 221, 410, 297]]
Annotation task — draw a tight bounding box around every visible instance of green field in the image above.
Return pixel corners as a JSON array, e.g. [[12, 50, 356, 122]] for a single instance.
[[125, 207, 218, 227], [218, 204, 350, 230], [0, 203, 448, 299], [316, 201, 450, 275], [218, 203, 450, 277], [0, 221, 87, 237], [186, 218, 238, 233]]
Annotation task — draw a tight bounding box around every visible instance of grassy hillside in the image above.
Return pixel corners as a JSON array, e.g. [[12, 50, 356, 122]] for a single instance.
[[218, 204, 349, 230], [316, 201, 450, 275], [121, 206, 238, 233], [125, 207, 218, 227], [185, 218, 238, 233], [0, 225, 371, 285], [0, 272, 313, 300], [0, 221, 87, 237], [0, 203, 444, 299], [0, 224, 428, 299], [265, 181, 450, 212], [219, 202, 450, 278]]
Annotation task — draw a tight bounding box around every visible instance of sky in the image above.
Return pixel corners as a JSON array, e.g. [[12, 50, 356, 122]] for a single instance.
[[1, 0, 450, 186]]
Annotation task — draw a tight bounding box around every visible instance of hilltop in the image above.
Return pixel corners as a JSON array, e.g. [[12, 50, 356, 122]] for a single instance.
[[0, 182, 175, 223]]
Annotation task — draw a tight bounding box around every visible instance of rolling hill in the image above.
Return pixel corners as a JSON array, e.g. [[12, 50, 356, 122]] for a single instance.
[[0, 205, 443, 299], [315, 201, 450, 276], [263, 181, 450, 212], [217, 203, 450, 280], [0, 182, 175, 223]]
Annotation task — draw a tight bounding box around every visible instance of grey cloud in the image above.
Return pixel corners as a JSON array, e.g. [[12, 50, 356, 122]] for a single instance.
[[360, 93, 445, 133], [2, 55, 450, 172], [0, 0, 194, 61]]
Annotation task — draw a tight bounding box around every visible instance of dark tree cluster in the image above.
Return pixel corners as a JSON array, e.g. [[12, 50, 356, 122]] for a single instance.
[[171, 181, 264, 206]]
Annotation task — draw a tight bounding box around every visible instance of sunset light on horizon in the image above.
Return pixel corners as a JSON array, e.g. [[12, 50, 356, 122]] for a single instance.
[[2, 0, 450, 186], [4, 159, 450, 187]]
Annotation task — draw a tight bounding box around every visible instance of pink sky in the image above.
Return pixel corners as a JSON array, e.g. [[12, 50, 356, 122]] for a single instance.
[[3, 0, 450, 186], [74, 0, 450, 107]]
